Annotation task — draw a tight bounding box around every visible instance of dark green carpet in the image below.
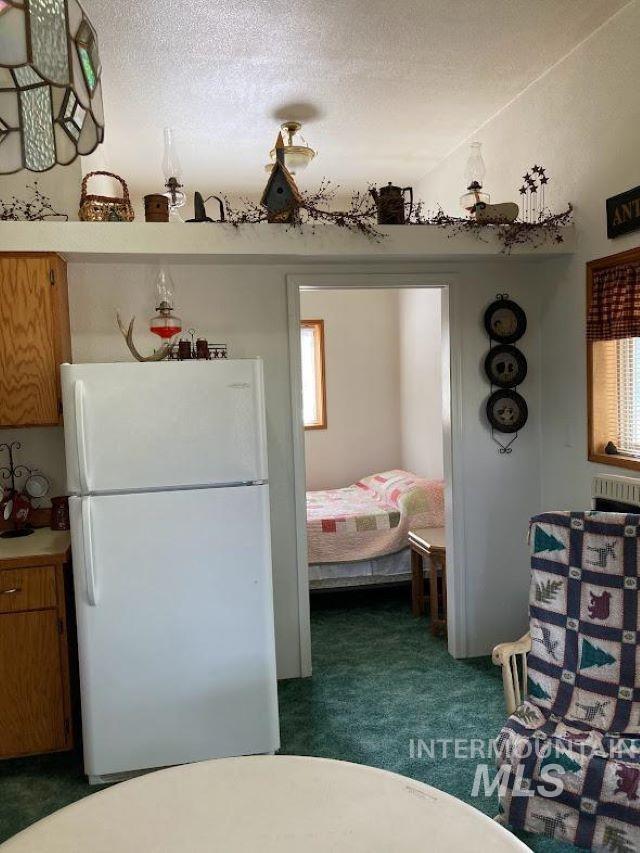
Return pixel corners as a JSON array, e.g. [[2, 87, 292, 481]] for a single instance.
[[0, 588, 574, 851], [280, 588, 575, 852]]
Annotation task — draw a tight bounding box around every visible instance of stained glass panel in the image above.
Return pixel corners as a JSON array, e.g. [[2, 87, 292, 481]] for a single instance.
[[20, 84, 55, 170], [59, 88, 85, 141], [77, 109, 97, 155], [29, 0, 69, 85], [72, 102, 85, 129], [53, 121, 74, 163], [0, 7, 28, 65], [0, 91, 19, 126], [0, 130, 22, 172], [75, 19, 99, 93], [77, 44, 95, 91], [63, 89, 75, 120], [13, 65, 41, 87]]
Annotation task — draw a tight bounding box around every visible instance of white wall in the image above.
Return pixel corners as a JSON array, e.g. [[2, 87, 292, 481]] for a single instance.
[[399, 288, 443, 480], [0, 162, 81, 222], [300, 288, 401, 490], [416, 0, 640, 514], [301, 287, 444, 490], [1, 253, 546, 663], [66, 262, 301, 679]]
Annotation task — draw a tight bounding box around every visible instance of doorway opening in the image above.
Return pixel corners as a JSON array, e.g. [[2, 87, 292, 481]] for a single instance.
[[287, 276, 460, 677]]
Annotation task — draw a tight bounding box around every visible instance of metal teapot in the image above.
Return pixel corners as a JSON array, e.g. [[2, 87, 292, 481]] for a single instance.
[[369, 183, 413, 225]]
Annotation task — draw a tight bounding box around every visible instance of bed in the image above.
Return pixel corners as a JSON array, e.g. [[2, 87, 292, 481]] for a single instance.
[[307, 470, 445, 590]]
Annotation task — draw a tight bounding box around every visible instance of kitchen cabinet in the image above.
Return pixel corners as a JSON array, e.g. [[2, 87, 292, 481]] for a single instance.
[[0, 254, 71, 427], [0, 530, 73, 759]]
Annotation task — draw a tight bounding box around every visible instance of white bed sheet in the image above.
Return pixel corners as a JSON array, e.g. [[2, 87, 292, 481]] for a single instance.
[[308, 548, 412, 588]]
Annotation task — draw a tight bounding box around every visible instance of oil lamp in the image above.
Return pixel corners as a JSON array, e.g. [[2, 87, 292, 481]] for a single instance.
[[149, 267, 182, 339], [460, 141, 490, 214], [161, 127, 186, 219]]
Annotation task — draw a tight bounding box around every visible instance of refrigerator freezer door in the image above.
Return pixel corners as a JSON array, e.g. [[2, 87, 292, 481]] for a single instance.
[[62, 360, 268, 494], [69, 485, 279, 778]]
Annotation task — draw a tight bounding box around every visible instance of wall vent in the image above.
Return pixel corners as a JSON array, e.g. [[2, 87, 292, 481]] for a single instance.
[[592, 473, 640, 510]]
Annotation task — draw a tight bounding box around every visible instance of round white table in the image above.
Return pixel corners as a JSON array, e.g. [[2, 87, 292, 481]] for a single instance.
[[0, 756, 530, 851]]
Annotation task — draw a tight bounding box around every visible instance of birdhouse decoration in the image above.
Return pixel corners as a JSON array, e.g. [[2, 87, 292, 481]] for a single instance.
[[260, 132, 302, 223]]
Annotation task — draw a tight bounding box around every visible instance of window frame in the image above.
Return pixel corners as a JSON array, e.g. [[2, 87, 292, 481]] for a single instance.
[[587, 245, 640, 472], [300, 318, 327, 430]]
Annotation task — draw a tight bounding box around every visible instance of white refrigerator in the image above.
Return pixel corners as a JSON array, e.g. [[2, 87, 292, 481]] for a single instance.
[[61, 360, 280, 783]]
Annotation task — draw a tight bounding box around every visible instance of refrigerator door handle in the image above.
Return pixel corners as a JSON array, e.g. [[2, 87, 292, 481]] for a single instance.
[[74, 380, 90, 494], [82, 497, 98, 606]]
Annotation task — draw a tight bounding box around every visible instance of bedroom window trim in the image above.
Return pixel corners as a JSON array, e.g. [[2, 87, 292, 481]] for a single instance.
[[587, 246, 640, 472], [301, 319, 327, 430]]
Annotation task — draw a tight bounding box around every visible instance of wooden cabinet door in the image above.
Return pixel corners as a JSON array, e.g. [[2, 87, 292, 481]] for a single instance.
[[0, 255, 69, 427], [0, 609, 67, 757]]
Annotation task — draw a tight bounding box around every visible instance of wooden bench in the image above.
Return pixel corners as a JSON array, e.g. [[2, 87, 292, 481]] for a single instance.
[[409, 527, 447, 636]]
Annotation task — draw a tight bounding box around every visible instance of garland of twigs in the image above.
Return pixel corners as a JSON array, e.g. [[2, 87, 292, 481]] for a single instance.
[[0, 182, 68, 221], [219, 179, 572, 252], [221, 180, 381, 240], [408, 201, 574, 253]]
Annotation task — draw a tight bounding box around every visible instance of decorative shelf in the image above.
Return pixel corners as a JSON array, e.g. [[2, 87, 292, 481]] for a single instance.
[[0, 222, 576, 264]]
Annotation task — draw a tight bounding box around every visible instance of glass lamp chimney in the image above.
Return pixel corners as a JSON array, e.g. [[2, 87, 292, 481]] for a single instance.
[[162, 127, 186, 213], [460, 141, 490, 213]]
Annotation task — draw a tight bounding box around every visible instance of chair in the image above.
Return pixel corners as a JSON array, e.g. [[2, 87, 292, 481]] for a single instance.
[[493, 511, 640, 850]]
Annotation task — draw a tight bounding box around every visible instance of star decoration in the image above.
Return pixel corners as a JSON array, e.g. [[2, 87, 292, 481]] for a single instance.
[[523, 173, 531, 182], [540, 175, 549, 185], [532, 165, 540, 173], [519, 185, 527, 195], [530, 185, 537, 193]]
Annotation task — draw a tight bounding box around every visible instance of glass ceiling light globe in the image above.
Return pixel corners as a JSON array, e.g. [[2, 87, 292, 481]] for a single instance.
[[269, 121, 316, 175], [0, 0, 105, 173]]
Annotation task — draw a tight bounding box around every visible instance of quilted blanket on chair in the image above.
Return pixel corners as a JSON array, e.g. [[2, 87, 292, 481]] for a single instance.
[[307, 470, 444, 564], [497, 511, 640, 850]]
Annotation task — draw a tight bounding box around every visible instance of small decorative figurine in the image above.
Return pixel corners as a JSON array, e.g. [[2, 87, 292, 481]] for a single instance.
[[260, 132, 302, 223], [474, 201, 519, 224]]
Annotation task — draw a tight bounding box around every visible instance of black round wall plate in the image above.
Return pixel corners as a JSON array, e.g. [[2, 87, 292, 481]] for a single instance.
[[484, 299, 527, 343], [486, 389, 528, 433], [484, 345, 527, 388]]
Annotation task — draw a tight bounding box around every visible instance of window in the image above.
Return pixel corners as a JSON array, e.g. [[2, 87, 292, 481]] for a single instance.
[[300, 319, 327, 429], [587, 247, 640, 471], [590, 337, 640, 462]]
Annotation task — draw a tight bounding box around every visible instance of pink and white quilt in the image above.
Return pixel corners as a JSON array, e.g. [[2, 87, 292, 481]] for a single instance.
[[307, 469, 444, 564]]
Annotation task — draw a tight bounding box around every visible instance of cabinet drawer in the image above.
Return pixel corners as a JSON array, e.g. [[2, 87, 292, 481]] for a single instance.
[[0, 566, 57, 613]]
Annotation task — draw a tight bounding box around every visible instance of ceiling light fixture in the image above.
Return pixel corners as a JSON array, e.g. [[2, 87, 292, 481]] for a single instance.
[[0, 0, 104, 173], [266, 121, 316, 175]]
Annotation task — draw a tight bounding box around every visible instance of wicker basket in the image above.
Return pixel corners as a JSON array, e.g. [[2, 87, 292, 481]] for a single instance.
[[79, 171, 135, 222]]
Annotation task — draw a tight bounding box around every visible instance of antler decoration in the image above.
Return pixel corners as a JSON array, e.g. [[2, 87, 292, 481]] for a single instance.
[[116, 313, 175, 362]]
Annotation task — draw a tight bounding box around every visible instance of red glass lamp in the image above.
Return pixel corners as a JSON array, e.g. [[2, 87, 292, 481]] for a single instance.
[[149, 267, 182, 339]]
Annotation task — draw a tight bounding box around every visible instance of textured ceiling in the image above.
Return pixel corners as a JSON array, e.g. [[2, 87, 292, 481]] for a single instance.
[[86, 0, 627, 199]]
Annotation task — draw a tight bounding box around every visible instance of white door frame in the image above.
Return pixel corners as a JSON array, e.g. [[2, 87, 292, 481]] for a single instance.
[[287, 272, 466, 677]]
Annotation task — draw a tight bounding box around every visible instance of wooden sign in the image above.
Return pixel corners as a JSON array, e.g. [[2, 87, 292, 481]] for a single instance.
[[606, 185, 640, 239]]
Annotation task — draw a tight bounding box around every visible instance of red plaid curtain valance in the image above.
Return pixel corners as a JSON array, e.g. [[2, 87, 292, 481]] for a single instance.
[[587, 263, 640, 341]]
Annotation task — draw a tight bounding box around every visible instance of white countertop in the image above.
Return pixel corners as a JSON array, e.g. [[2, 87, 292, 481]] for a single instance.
[[0, 528, 70, 562]]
